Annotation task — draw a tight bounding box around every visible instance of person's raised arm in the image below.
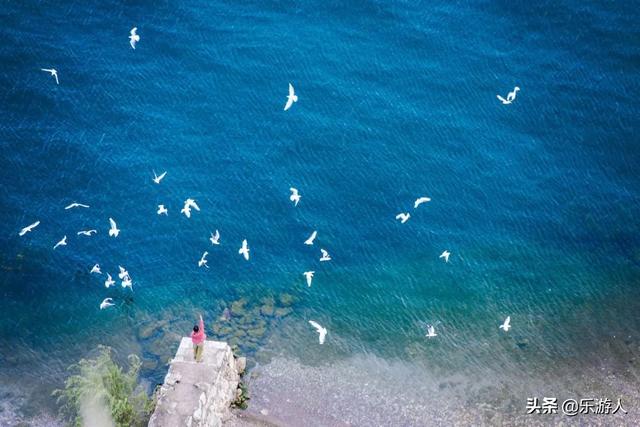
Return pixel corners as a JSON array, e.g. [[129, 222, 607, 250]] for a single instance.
[[199, 314, 204, 332]]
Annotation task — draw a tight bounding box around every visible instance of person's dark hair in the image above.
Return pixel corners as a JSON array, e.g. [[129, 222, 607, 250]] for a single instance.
[[193, 325, 199, 333]]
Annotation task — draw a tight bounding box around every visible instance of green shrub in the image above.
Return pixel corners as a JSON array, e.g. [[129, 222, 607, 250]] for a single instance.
[[53, 345, 153, 427]]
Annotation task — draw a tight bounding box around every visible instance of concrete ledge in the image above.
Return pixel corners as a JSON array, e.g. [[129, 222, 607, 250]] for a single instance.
[[149, 338, 241, 427]]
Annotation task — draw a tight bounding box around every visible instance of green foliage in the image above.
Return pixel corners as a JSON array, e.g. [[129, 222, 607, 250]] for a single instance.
[[52, 345, 154, 427], [232, 382, 250, 410]]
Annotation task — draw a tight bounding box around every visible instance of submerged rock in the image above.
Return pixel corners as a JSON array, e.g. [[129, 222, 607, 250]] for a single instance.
[[231, 299, 247, 315], [274, 307, 293, 318], [279, 293, 295, 307], [260, 304, 274, 317]]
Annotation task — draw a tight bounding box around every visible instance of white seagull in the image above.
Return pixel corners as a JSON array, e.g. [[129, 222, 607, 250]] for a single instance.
[[439, 250, 450, 263], [117, 265, 129, 280], [320, 249, 331, 262], [157, 205, 168, 216], [198, 251, 209, 268], [100, 298, 115, 310], [426, 324, 438, 338], [499, 316, 511, 332], [304, 230, 317, 245], [181, 198, 200, 218], [19, 221, 40, 236], [308, 320, 327, 345], [303, 271, 315, 287], [104, 273, 115, 288], [414, 197, 431, 208], [41, 68, 59, 85], [209, 230, 220, 245], [395, 213, 410, 223], [129, 27, 140, 49], [289, 188, 301, 206], [65, 202, 89, 210], [121, 276, 133, 291], [90, 264, 102, 275], [239, 239, 250, 261], [77, 229, 97, 236], [108, 218, 120, 237], [152, 170, 167, 184], [284, 83, 298, 111], [53, 236, 67, 250], [497, 86, 520, 105]]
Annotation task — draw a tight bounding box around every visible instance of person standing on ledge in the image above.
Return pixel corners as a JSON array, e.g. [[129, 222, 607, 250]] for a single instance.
[[191, 314, 206, 362]]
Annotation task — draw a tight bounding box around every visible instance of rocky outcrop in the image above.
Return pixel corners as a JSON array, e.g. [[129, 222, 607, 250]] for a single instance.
[[148, 338, 243, 427]]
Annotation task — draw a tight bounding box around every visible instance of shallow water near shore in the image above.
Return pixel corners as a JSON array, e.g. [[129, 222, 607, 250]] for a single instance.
[[1, 0, 640, 425]]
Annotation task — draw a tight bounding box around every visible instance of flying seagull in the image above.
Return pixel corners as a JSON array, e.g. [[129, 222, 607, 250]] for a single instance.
[[198, 251, 209, 268], [497, 86, 520, 105], [284, 83, 298, 111], [395, 213, 410, 224], [152, 170, 167, 184], [121, 276, 133, 291], [53, 235, 67, 250], [77, 229, 97, 236], [239, 239, 250, 260], [304, 230, 317, 245], [499, 316, 511, 332], [104, 273, 115, 288], [19, 221, 40, 236], [90, 264, 102, 275], [100, 298, 115, 310], [65, 202, 89, 210], [129, 27, 140, 49], [209, 230, 220, 245], [181, 198, 200, 218], [425, 324, 438, 338], [108, 218, 120, 237], [320, 249, 331, 262], [41, 68, 59, 85], [414, 197, 431, 208], [439, 250, 450, 263], [289, 188, 301, 206], [118, 266, 131, 290], [157, 204, 168, 215], [118, 265, 129, 280], [303, 271, 314, 287], [308, 320, 327, 344]]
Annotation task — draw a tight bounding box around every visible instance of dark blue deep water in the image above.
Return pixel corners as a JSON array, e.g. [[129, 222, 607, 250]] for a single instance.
[[1, 0, 639, 424]]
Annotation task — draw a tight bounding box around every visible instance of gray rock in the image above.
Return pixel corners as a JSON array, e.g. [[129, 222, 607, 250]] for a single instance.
[[148, 339, 240, 427], [236, 357, 247, 375]]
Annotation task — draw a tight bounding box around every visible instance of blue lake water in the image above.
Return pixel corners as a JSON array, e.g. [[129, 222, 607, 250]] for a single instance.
[[1, 0, 639, 424]]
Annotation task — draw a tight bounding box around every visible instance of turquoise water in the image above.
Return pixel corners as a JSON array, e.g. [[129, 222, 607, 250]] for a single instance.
[[1, 0, 639, 423]]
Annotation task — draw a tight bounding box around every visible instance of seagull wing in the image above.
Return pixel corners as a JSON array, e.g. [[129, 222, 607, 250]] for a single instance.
[[305, 231, 317, 245], [284, 97, 294, 111], [284, 84, 296, 111], [308, 320, 323, 332], [19, 221, 39, 236], [109, 218, 117, 229], [186, 199, 200, 211], [130, 27, 137, 36], [414, 197, 431, 208], [496, 95, 509, 104], [309, 321, 326, 344]]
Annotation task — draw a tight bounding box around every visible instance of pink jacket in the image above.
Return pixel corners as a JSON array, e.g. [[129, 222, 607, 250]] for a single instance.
[[191, 317, 206, 344]]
